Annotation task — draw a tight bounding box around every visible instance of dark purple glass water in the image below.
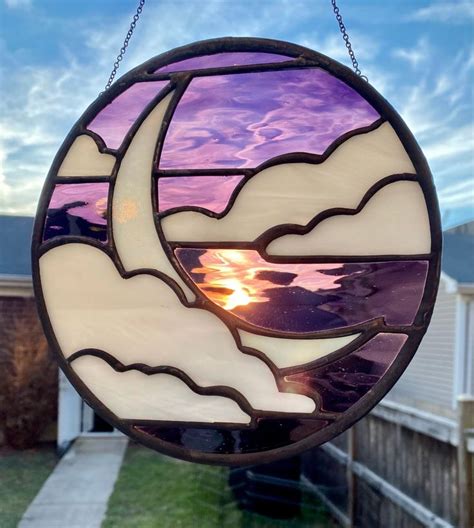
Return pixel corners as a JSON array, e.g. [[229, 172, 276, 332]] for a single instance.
[[134, 418, 331, 454], [44, 183, 109, 242], [286, 333, 407, 413], [175, 248, 428, 333]]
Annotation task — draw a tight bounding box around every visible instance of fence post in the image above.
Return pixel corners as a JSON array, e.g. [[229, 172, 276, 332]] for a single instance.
[[347, 425, 356, 527], [457, 395, 474, 528]]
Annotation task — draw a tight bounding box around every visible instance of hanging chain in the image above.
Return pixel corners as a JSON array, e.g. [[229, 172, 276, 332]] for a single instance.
[[330, 0, 368, 82], [100, 0, 366, 92], [101, 0, 146, 94]]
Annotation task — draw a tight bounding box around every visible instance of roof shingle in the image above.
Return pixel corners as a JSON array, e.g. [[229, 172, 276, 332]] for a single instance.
[[0, 215, 34, 277]]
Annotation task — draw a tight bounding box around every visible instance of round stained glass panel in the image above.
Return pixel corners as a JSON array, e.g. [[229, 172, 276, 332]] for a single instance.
[[32, 38, 441, 465]]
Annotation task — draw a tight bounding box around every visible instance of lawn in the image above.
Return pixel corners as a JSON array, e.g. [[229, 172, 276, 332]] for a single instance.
[[103, 444, 334, 528], [0, 443, 58, 528]]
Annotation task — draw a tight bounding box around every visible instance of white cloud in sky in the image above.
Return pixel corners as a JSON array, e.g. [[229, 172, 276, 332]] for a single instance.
[[0, 55, 103, 214], [388, 47, 472, 151], [392, 37, 430, 68], [3, 0, 31, 8], [409, 1, 474, 23], [438, 179, 474, 209], [295, 30, 379, 65], [391, 48, 473, 219], [423, 124, 474, 161]]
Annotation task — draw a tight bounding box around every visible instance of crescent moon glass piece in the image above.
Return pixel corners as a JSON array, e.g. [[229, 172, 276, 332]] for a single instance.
[[32, 38, 441, 465]]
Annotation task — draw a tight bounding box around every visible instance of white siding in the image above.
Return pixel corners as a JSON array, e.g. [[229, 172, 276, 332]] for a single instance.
[[57, 370, 82, 450], [386, 276, 457, 418], [464, 298, 474, 395]]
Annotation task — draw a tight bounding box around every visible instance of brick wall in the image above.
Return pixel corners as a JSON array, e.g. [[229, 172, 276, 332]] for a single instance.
[[0, 296, 57, 448]]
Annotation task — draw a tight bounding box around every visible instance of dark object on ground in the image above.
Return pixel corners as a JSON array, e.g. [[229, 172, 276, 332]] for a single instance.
[[229, 456, 302, 518]]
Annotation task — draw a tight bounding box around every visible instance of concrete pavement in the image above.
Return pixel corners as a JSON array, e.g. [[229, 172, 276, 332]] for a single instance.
[[19, 436, 128, 528]]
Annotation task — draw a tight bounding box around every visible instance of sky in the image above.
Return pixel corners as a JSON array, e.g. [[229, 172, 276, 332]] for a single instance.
[[0, 0, 473, 228]]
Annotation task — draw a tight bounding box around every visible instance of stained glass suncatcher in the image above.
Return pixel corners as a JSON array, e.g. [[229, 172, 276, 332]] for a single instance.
[[32, 37, 441, 465]]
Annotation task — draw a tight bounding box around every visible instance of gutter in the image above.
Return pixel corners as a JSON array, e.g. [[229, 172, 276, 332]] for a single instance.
[[458, 283, 474, 295], [0, 274, 34, 297]]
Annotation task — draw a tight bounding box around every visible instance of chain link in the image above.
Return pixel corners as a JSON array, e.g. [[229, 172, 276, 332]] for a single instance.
[[330, 0, 368, 82], [101, 0, 146, 94], [101, 0, 366, 93]]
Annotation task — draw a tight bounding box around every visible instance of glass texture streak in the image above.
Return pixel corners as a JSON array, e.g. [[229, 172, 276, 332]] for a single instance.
[[160, 68, 380, 169], [286, 333, 407, 412], [44, 183, 109, 242], [154, 52, 293, 73], [158, 175, 244, 213], [87, 81, 168, 149], [175, 248, 429, 332]]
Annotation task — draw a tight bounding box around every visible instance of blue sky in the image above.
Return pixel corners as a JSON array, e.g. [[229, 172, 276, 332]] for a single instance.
[[1, 0, 473, 228]]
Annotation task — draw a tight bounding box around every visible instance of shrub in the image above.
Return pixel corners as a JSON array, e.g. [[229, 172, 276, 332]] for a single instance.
[[0, 299, 57, 449]]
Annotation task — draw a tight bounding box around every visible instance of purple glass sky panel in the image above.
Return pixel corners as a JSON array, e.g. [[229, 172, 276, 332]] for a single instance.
[[154, 52, 293, 73], [159, 68, 380, 169], [134, 418, 331, 454], [87, 81, 168, 149], [286, 333, 407, 413], [44, 183, 109, 242], [158, 175, 244, 213], [175, 248, 428, 333]]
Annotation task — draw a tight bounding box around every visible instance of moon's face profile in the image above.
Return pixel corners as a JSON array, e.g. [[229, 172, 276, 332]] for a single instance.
[[33, 38, 441, 464]]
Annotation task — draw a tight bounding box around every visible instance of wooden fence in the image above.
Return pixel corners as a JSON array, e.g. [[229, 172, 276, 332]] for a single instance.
[[301, 396, 474, 527]]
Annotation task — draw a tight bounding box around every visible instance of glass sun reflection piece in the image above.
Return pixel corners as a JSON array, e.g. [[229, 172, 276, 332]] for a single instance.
[[32, 38, 441, 465]]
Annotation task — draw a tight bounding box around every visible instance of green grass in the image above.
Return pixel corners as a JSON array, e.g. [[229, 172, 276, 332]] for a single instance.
[[0, 443, 58, 528], [103, 444, 333, 528]]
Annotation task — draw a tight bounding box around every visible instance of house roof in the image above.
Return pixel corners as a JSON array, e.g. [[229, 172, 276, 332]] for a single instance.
[[443, 214, 474, 232], [0, 215, 34, 277], [442, 232, 474, 285]]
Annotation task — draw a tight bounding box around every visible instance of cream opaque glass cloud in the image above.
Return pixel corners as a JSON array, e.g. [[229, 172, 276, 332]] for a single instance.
[[57, 135, 116, 177], [40, 244, 316, 414], [72, 355, 252, 424], [161, 123, 417, 243], [266, 180, 431, 256]]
